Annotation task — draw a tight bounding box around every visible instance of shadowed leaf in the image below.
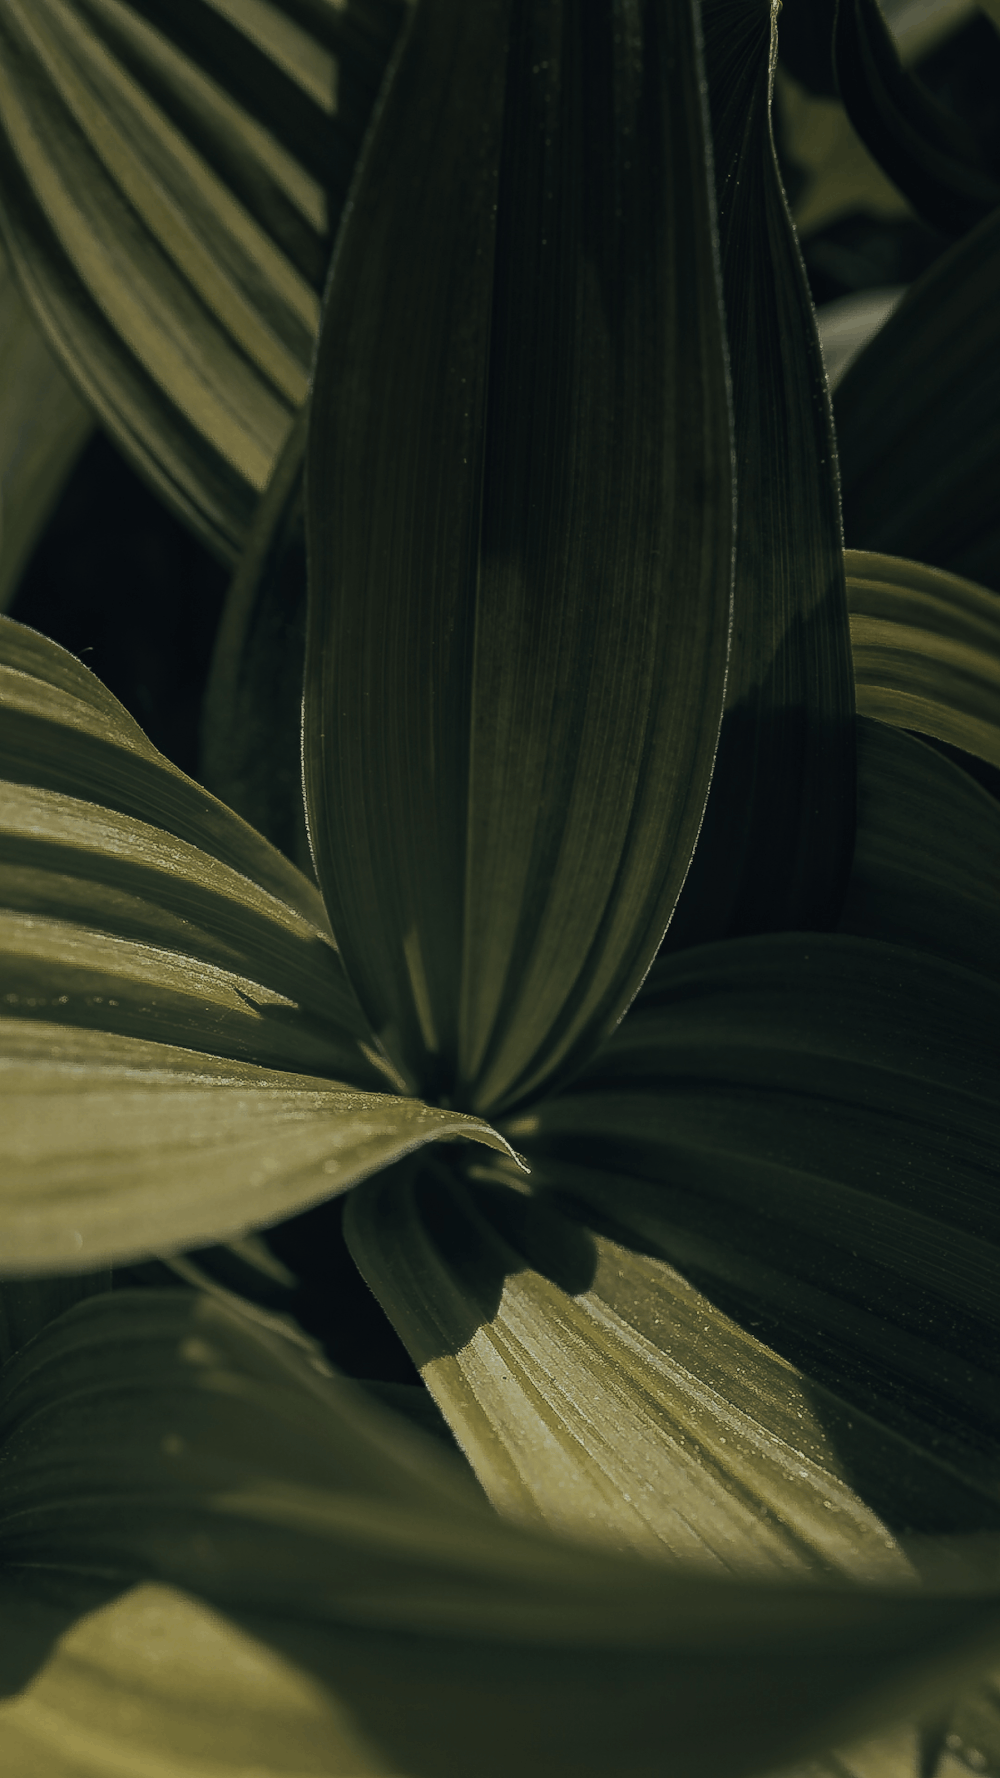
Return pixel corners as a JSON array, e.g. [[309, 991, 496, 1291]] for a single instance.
[[0, 1290, 996, 1778], [835, 214, 1000, 592], [833, 0, 1000, 238], [665, 0, 855, 952], [303, 0, 734, 1113], [839, 717, 1000, 981]]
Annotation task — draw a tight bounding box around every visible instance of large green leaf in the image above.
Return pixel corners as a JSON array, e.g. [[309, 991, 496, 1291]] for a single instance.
[[835, 212, 1000, 592], [347, 933, 1000, 1570], [0, 611, 514, 1269], [201, 406, 310, 867], [0, 1023, 514, 1273], [0, 241, 92, 612], [846, 549, 1000, 767], [832, 0, 1000, 238], [0, 1290, 996, 1778], [0, 0, 403, 559], [839, 717, 1000, 981], [664, 0, 855, 951], [0, 612, 329, 921], [303, 0, 734, 1114]]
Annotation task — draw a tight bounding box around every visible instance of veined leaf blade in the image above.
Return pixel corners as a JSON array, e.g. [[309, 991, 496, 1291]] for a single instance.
[[0, 1289, 996, 1778], [305, 0, 734, 1113]]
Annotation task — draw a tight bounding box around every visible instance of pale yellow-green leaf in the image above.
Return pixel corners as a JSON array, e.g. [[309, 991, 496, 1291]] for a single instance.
[[0, 1022, 516, 1273], [846, 549, 1000, 767]]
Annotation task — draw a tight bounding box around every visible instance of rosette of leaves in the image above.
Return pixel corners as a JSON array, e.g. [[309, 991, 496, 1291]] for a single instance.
[[0, 0, 999, 1774]]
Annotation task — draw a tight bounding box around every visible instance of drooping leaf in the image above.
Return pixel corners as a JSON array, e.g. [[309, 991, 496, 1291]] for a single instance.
[[0, 1023, 515, 1273], [498, 935, 1000, 1549], [846, 549, 1000, 767], [0, 241, 93, 612], [304, 0, 734, 1112], [0, 0, 404, 559], [201, 406, 310, 868], [664, 0, 855, 953], [832, 0, 1000, 237], [839, 717, 1000, 980], [0, 1290, 996, 1778], [835, 211, 1000, 592]]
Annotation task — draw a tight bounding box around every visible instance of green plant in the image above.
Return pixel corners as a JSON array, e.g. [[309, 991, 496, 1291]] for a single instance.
[[0, 0, 998, 1773]]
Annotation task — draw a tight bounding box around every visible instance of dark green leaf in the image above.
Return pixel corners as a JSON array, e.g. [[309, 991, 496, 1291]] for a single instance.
[[835, 211, 1000, 592], [0, 0, 403, 558], [833, 0, 1000, 238], [846, 549, 1000, 768], [0, 1290, 996, 1778], [664, 0, 855, 951], [304, 0, 734, 1113], [201, 406, 311, 869], [0, 242, 93, 611], [495, 935, 1000, 1557], [839, 717, 1000, 981]]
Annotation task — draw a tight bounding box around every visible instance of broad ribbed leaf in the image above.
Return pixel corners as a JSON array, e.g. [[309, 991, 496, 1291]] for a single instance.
[[304, 0, 734, 1113], [349, 934, 1000, 1571], [0, 612, 515, 1269], [835, 212, 1000, 592], [0, 242, 92, 611], [0, 612, 329, 921], [833, 0, 1000, 237], [0, 0, 403, 559], [839, 717, 1000, 980], [0, 1291, 996, 1778], [201, 407, 310, 866], [0, 1024, 514, 1272], [846, 550, 1000, 767], [664, 0, 854, 951]]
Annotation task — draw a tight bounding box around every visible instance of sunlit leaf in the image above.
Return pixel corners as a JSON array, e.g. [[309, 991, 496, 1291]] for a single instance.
[[0, 1023, 514, 1273], [346, 930, 1000, 1585], [0, 0, 403, 558], [839, 717, 1000, 980], [833, 0, 1000, 237], [664, 0, 854, 952], [0, 241, 92, 612], [0, 1290, 996, 1778], [835, 211, 1000, 591], [347, 1157, 923, 1581], [846, 550, 1000, 767], [201, 406, 310, 867], [304, 0, 734, 1112], [0, 612, 330, 922]]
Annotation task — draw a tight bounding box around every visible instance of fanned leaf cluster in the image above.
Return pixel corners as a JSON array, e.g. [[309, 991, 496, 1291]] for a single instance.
[[0, 0, 997, 1773]]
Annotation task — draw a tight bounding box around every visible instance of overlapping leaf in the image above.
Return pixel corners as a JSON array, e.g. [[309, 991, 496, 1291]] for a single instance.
[[201, 407, 310, 866], [0, 1290, 996, 1778], [839, 717, 1000, 980], [0, 0, 403, 558], [304, 0, 734, 1112], [846, 549, 1000, 766], [833, 0, 1000, 237], [348, 933, 1000, 1576], [0, 242, 92, 611], [664, 0, 855, 952], [0, 615, 515, 1270], [835, 213, 1000, 591]]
